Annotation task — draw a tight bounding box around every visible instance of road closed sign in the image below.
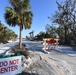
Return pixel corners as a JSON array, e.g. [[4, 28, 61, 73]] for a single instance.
[[0, 56, 22, 75]]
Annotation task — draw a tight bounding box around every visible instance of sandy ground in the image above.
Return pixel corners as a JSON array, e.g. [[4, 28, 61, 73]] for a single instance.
[[0, 41, 19, 55], [24, 41, 76, 75], [0, 41, 76, 75]]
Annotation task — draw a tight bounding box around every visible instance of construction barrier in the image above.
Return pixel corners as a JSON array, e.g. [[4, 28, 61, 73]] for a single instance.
[[43, 38, 59, 50]]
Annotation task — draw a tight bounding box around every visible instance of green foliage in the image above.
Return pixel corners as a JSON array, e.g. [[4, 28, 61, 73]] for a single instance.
[[5, 0, 33, 29], [5, 0, 33, 48], [35, 29, 58, 41], [35, 31, 45, 41], [51, 0, 76, 45], [0, 21, 18, 43], [45, 24, 58, 38], [26, 36, 29, 40]]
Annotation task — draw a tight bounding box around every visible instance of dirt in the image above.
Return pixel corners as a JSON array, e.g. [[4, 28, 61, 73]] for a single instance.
[[10, 44, 29, 58]]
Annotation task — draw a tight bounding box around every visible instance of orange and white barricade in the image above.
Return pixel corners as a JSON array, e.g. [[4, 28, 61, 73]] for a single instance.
[[42, 38, 59, 51]]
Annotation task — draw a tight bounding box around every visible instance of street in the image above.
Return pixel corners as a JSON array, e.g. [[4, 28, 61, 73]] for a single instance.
[[0, 41, 19, 55], [0, 41, 76, 75], [24, 41, 76, 75]]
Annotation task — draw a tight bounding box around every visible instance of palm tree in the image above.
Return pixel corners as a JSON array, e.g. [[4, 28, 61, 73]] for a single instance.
[[31, 30, 34, 37], [29, 30, 34, 38], [29, 32, 32, 38], [5, 0, 33, 48]]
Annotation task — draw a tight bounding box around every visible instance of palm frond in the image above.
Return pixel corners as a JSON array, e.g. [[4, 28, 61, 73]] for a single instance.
[[5, 7, 17, 26], [23, 11, 33, 29]]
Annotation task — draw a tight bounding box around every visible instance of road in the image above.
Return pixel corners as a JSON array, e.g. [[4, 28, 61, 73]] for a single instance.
[[0, 41, 76, 75], [24, 41, 76, 75], [0, 41, 19, 55]]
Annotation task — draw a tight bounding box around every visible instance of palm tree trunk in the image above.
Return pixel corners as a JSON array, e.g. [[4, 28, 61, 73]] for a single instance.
[[19, 25, 22, 49]]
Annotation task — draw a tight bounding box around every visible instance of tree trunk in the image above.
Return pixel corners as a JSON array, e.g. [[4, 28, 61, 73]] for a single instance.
[[19, 25, 22, 49], [64, 26, 67, 44]]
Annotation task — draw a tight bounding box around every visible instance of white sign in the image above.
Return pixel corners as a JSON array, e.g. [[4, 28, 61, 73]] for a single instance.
[[0, 56, 22, 75]]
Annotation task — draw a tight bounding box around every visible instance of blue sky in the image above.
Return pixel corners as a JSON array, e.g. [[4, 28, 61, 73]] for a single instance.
[[0, 0, 64, 38]]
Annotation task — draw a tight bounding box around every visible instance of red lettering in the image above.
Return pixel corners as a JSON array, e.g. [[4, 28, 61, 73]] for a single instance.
[[9, 59, 19, 65], [7, 67, 11, 72], [0, 62, 3, 67], [4, 61, 8, 66], [0, 65, 18, 74], [0, 68, 5, 74], [0, 61, 8, 67], [9, 60, 16, 65], [11, 66, 15, 71], [4, 68, 8, 72], [11, 65, 18, 71]]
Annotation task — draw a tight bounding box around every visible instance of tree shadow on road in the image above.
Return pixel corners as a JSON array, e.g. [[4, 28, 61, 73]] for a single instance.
[[22, 71, 38, 75]]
